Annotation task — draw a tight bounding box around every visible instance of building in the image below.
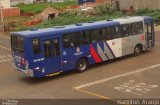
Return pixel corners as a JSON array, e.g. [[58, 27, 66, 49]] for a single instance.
[[10, 0, 34, 6], [119, 0, 160, 11], [0, 0, 10, 8], [0, 0, 20, 18]]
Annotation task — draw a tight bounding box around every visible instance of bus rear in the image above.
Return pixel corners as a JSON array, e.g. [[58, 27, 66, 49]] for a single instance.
[[11, 34, 34, 77], [11, 33, 62, 77]]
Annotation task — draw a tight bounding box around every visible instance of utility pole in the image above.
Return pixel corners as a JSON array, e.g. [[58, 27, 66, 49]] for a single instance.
[[0, 3, 4, 31]]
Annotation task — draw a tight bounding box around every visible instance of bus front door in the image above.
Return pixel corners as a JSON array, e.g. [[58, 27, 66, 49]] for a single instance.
[[145, 22, 154, 48], [43, 38, 61, 75]]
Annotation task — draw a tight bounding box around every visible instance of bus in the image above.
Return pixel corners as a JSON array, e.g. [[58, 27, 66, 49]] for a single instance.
[[11, 16, 155, 77]]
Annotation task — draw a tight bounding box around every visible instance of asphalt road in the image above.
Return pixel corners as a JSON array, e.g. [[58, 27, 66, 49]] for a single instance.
[[0, 29, 160, 99]]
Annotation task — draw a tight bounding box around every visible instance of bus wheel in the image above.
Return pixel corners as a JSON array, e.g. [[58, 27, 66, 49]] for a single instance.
[[134, 45, 142, 55], [76, 58, 88, 73]]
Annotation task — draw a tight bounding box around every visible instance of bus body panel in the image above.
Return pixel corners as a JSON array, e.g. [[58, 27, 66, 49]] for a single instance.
[[107, 39, 122, 58], [121, 34, 145, 56]]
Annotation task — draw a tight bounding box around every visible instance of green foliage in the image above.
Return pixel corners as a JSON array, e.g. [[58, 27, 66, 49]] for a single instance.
[[95, 3, 112, 15], [36, 11, 123, 28], [14, 1, 77, 14], [135, 8, 149, 15], [15, 2, 160, 31], [59, 9, 79, 17], [134, 8, 160, 21]]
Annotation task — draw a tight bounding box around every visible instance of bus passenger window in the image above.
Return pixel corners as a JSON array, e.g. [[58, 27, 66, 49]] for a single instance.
[[121, 24, 130, 37], [53, 39, 60, 56], [32, 38, 41, 54], [63, 34, 74, 48], [83, 31, 90, 44], [90, 30, 99, 43], [102, 27, 114, 40], [43, 41, 51, 58], [63, 32, 84, 48], [131, 22, 144, 35], [113, 26, 121, 38]]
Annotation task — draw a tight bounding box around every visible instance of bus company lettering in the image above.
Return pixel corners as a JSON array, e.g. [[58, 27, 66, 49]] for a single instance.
[[74, 47, 83, 56], [112, 39, 120, 45], [122, 38, 129, 43], [63, 51, 67, 56], [33, 58, 44, 63]]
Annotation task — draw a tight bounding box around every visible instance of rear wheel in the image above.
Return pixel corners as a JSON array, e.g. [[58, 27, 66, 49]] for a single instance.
[[134, 45, 142, 55], [75, 58, 88, 73]]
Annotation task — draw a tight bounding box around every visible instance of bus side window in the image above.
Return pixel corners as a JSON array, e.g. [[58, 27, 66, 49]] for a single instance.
[[131, 22, 144, 35], [101, 28, 107, 40], [83, 31, 90, 44], [101, 27, 114, 41], [43, 41, 51, 58], [120, 24, 130, 37], [73, 32, 83, 46], [90, 30, 99, 43], [114, 26, 121, 38], [32, 38, 41, 54], [63, 32, 84, 48], [53, 39, 60, 56], [63, 33, 74, 48]]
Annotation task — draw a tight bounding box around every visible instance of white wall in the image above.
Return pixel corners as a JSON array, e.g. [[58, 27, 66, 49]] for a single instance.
[[0, 0, 10, 8], [10, 0, 33, 6], [119, 0, 160, 10]]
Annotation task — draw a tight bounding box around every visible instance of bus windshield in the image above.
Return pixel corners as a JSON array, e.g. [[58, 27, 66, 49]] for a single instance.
[[11, 36, 24, 53]]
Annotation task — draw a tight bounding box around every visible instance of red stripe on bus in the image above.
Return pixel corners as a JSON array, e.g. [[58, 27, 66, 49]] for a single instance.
[[90, 45, 102, 63]]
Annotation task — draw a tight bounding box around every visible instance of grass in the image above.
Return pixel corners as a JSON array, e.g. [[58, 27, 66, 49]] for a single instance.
[[134, 8, 160, 21], [36, 11, 124, 28], [12, 3, 160, 31], [14, 1, 77, 14]]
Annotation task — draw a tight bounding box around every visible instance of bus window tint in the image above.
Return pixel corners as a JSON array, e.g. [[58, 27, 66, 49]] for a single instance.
[[63, 33, 75, 48], [114, 26, 121, 38], [101, 27, 114, 40], [83, 31, 90, 44], [43, 41, 51, 58], [121, 24, 130, 37], [63, 32, 83, 48], [32, 38, 41, 54], [74, 32, 83, 46], [53, 39, 60, 56], [90, 30, 99, 43], [11, 36, 24, 52], [131, 22, 144, 35]]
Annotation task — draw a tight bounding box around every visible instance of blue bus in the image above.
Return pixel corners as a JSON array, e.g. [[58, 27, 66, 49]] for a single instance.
[[11, 16, 155, 77]]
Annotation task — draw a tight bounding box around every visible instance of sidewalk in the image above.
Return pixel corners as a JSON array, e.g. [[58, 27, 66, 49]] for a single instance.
[[155, 25, 160, 29], [0, 31, 10, 37]]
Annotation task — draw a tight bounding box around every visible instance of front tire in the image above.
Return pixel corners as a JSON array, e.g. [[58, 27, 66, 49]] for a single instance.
[[75, 58, 88, 73], [134, 45, 142, 56]]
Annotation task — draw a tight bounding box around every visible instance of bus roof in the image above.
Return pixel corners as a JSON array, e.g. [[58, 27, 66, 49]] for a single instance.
[[11, 16, 153, 38]]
